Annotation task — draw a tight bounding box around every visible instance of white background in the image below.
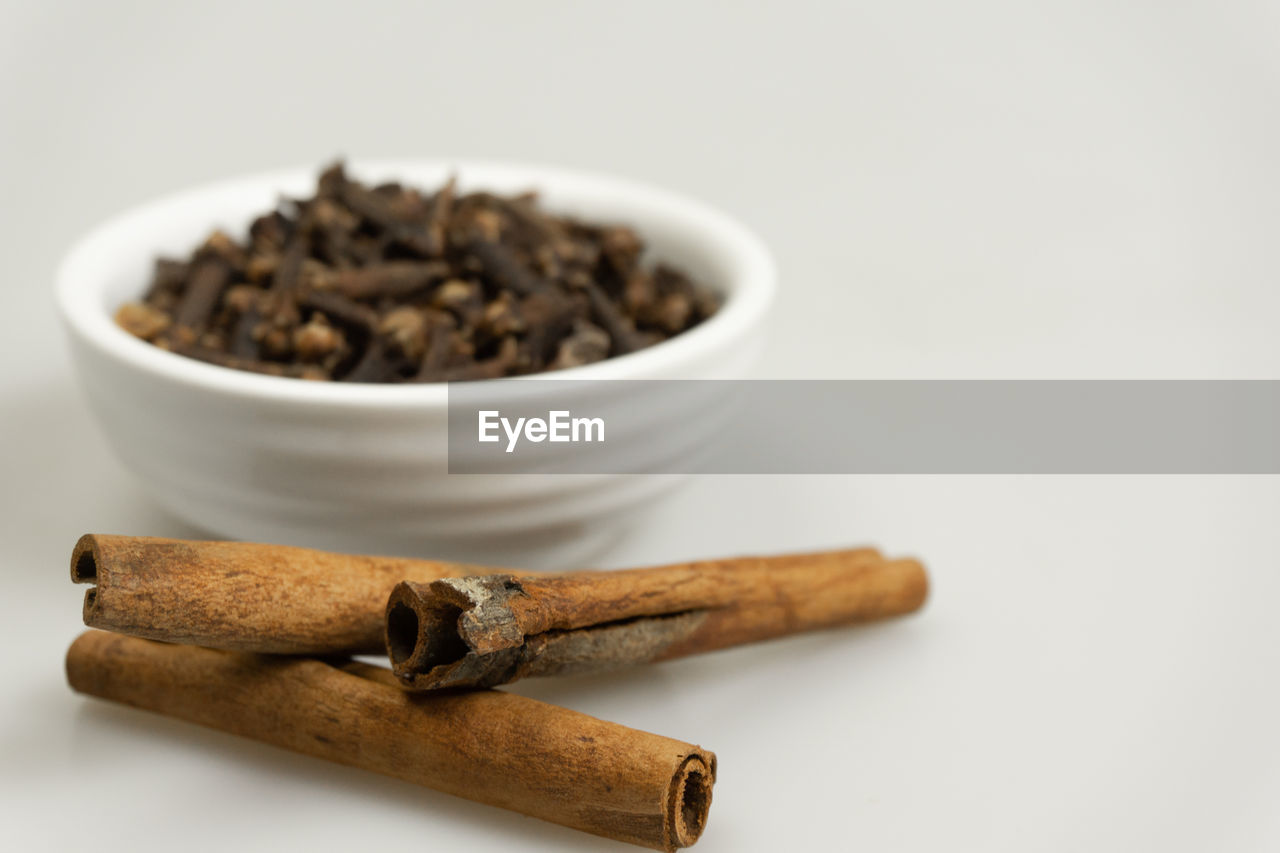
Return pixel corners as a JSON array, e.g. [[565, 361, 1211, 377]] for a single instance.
[[2, 1, 1278, 850]]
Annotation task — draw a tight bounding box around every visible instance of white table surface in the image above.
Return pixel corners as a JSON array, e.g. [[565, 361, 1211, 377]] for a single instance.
[[2, 2, 1278, 850]]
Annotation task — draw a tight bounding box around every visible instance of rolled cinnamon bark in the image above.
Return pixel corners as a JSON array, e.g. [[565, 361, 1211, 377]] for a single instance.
[[71, 534, 512, 655], [387, 548, 926, 690], [66, 630, 715, 851]]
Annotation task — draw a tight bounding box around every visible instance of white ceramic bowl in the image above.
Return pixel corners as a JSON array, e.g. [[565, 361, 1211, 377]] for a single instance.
[[56, 160, 775, 564]]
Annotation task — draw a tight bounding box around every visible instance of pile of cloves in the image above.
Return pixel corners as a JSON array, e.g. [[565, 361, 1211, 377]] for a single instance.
[[115, 162, 719, 382]]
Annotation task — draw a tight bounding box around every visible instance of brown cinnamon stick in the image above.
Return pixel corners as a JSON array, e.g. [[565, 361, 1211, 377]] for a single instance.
[[71, 535, 516, 655], [387, 548, 927, 690], [66, 631, 715, 850]]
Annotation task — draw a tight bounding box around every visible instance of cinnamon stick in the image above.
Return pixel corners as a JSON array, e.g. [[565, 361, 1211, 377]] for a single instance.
[[71, 535, 516, 655], [387, 548, 927, 690], [66, 631, 715, 851]]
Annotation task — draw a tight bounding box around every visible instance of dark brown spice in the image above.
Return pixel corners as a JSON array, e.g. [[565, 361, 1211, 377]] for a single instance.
[[114, 302, 170, 341], [115, 162, 718, 382]]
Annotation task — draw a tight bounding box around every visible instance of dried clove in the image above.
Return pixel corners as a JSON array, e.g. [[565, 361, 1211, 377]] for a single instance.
[[550, 320, 612, 369], [115, 161, 718, 382], [170, 256, 231, 342], [114, 302, 170, 342], [328, 261, 449, 300]]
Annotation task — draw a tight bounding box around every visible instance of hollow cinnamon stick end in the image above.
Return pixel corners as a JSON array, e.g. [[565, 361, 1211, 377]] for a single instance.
[[70, 534, 101, 584], [667, 752, 717, 850], [386, 575, 529, 689], [71, 535, 109, 627], [387, 580, 483, 680], [386, 581, 430, 675]]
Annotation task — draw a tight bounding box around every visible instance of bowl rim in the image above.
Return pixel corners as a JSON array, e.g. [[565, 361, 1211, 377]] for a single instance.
[[55, 158, 776, 410]]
